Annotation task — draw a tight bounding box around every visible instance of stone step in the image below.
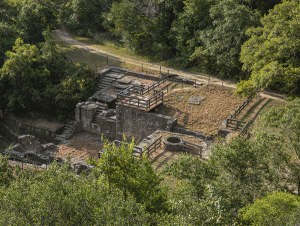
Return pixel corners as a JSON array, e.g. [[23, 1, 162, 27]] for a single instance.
[[100, 81, 112, 85]]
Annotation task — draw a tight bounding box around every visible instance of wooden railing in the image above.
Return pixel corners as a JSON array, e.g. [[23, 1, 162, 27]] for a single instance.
[[117, 90, 163, 111], [225, 118, 247, 130], [224, 90, 259, 138], [239, 122, 249, 138], [141, 77, 169, 95], [181, 140, 202, 157], [144, 136, 162, 157]]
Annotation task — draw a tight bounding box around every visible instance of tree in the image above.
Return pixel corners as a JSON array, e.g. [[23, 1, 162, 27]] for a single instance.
[[240, 191, 300, 225], [171, 0, 214, 67], [238, 0, 300, 96], [260, 98, 300, 195], [88, 137, 169, 213], [0, 161, 151, 225], [192, 0, 261, 78], [0, 38, 50, 112], [17, 0, 58, 44], [0, 22, 19, 68]]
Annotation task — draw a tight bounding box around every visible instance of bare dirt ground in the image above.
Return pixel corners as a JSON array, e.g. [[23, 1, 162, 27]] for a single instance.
[[157, 84, 245, 135], [54, 132, 103, 160]]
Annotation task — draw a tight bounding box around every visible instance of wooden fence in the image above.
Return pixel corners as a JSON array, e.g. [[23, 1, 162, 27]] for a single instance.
[[239, 122, 249, 138], [117, 90, 163, 111], [141, 77, 169, 95], [181, 140, 202, 157], [144, 136, 162, 157], [225, 118, 247, 130], [225, 90, 259, 138], [229, 91, 257, 120]]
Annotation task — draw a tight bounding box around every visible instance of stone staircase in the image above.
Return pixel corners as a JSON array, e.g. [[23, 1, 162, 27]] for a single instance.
[[53, 121, 78, 144], [91, 102, 108, 123], [97, 76, 116, 93]]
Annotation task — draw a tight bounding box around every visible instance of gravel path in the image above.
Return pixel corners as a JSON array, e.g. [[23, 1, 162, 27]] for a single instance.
[[55, 29, 286, 102]]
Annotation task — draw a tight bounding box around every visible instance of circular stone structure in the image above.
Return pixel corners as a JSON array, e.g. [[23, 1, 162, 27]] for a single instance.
[[163, 136, 183, 152]]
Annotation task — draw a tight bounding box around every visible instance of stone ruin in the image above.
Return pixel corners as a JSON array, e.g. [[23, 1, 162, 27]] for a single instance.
[[5, 135, 57, 164]]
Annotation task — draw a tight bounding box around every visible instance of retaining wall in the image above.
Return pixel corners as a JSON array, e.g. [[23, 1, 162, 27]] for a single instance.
[[116, 104, 177, 141]]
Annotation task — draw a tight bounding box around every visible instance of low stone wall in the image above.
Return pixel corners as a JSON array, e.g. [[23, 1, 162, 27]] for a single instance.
[[98, 66, 196, 86], [0, 114, 64, 143], [172, 126, 212, 140]]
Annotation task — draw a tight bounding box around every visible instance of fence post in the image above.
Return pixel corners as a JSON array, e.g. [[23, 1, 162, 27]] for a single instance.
[[142, 63, 143, 72], [208, 75, 210, 83], [160, 65, 161, 74], [168, 70, 169, 76]]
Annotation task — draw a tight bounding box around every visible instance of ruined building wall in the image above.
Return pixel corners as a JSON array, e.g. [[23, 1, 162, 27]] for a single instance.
[[116, 104, 177, 141], [75, 102, 116, 139]]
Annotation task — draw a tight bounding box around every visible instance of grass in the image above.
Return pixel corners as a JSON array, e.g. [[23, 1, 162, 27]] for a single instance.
[[60, 29, 212, 78], [157, 84, 245, 135], [52, 32, 123, 71]]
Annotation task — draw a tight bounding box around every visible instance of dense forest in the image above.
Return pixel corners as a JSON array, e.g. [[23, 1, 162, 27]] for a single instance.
[[1, 0, 300, 224]]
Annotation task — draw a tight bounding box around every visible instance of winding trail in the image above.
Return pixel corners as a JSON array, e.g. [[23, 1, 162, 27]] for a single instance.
[[55, 29, 286, 102]]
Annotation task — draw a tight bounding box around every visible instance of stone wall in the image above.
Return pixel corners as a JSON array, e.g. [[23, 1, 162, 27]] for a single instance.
[[75, 102, 116, 139], [172, 126, 213, 140], [0, 114, 64, 143], [116, 104, 177, 141], [98, 66, 196, 85]]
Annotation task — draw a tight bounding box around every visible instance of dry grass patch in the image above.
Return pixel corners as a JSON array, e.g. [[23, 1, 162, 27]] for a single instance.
[[157, 84, 245, 135]]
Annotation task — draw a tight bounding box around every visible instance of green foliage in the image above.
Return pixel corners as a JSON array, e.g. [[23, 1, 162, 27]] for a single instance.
[[240, 191, 300, 225], [17, 0, 59, 44], [66, 0, 113, 37], [0, 32, 97, 120], [238, 0, 300, 96], [192, 0, 261, 78], [0, 154, 13, 187], [260, 98, 300, 194], [0, 161, 151, 225], [0, 22, 19, 68], [89, 137, 169, 213]]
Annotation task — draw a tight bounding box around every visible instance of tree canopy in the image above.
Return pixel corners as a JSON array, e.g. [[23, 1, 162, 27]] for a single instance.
[[238, 0, 300, 96]]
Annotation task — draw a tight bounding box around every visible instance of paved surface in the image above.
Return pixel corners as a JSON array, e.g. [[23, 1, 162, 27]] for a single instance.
[[55, 29, 286, 102]]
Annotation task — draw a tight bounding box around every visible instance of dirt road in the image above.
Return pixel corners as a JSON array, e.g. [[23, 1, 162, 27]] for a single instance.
[[55, 29, 286, 102]]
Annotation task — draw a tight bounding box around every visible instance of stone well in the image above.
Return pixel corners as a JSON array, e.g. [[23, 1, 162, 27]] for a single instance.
[[163, 136, 183, 152]]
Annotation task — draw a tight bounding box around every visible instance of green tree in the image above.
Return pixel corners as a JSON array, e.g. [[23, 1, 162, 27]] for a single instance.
[[171, 0, 214, 67], [0, 38, 50, 112], [192, 0, 261, 78], [17, 0, 58, 44], [240, 191, 300, 225], [238, 0, 300, 96], [88, 137, 169, 213], [260, 98, 300, 195], [0, 154, 14, 187], [0, 161, 151, 225]]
